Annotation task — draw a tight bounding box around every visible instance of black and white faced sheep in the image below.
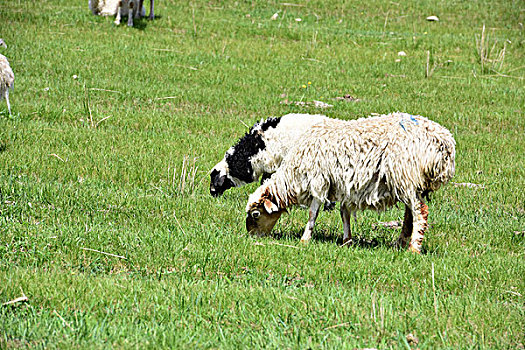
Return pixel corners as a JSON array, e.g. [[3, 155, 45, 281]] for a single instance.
[[210, 114, 329, 197], [245, 112, 456, 254]]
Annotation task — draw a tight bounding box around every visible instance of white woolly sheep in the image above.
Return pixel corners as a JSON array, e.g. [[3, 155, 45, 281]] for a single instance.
[[0, 39, 14, 115], [210, 113, 329, 197], [245, 112, 456, 254], [89, 0, 154, 26], [89, 0, 120, 16]]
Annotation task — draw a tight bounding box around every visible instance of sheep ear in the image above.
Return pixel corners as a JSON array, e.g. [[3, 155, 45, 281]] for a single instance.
[[263, 199, 279, 214]]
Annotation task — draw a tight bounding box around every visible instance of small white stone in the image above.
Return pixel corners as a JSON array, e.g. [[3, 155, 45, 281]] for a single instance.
[[395, 58, 401, 62], [44, 87, 50, 91], [426, 15, 439, 22], [295, 18, 302, 22], [398, 51, 407, 56], [312, 100, 333, 108], [72, 74, 78, 79], [271, 13, 278, 20]]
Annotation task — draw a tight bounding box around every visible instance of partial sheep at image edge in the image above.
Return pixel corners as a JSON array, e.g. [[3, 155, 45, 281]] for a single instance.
[[0, 39, 14, 115]]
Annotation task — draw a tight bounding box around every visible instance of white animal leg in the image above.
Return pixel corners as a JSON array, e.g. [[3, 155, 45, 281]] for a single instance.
[[300, 199, 321, 243], [5, 90, 11, 115], [340, 204, 353, 245], [407, 201, 429, 254], [114, 1, 122, 25], [127, 1, 134, 26]]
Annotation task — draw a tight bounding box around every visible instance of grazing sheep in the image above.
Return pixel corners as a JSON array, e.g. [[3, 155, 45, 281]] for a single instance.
[[245, 112, 456, 254], [210, 113, 329, 197], [0, 39, 14, 115], [89, 0, 120, 16], [89, 0, 154, 26]]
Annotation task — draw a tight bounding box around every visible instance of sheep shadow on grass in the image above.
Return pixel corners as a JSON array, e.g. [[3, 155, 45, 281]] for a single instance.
[[270, 224, 440, 254], [269, 228, 393, 250], [114, 15, 162, 30]]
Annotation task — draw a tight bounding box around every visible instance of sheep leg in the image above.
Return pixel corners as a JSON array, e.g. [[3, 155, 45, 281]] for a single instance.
[[340, 205, 353, 245], [114, 1, 122, 25], [300, 199, 321, 243], [127, 0, 134, 26], [133, 0, 141, 18], [149, 0, 154, 20], [407, 201, 429, 254], [5, 90, 11, 115], [138, 0, 144, 17], [397, 204, 413, 248]]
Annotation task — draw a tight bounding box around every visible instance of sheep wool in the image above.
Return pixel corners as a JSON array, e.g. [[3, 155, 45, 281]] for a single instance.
[[89, 0, 120, 16], [246, 112, 456, 254], [210, 113, 329, 197], [0, 40, 14, 115]]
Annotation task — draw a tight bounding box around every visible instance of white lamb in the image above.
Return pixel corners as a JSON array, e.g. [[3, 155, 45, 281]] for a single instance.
[[245, 112, 456, 253]]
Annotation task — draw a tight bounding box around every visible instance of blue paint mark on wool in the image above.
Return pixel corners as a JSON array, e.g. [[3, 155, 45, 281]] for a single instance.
[[399, 115, 419, 131]]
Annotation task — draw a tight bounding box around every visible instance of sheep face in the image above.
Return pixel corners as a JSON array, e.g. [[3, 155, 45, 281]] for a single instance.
[[245, 188, 285, 235], [210, 164, 236, 197]]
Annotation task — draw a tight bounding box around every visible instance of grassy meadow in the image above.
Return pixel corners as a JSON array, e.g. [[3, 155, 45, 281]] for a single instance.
[[1, 0, 524, 348]]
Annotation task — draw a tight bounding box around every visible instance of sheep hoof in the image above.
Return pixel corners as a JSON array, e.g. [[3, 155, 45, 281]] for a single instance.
[[395, 238, 409, 249], [300, 239, 310, 245], [407, 245, 421, 254]]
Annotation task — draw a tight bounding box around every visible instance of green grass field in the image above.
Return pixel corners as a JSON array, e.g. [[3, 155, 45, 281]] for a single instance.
[[1, 0, 524, 348]]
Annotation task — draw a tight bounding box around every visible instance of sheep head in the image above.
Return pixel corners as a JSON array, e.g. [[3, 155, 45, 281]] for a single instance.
[[246, 186, 286, 235], [210, 162, 236, 197]]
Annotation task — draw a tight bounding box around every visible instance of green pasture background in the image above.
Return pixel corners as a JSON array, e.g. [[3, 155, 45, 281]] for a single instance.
[[0, 0, 523, 348]]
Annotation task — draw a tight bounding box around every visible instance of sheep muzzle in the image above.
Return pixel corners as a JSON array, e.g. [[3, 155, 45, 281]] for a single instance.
[[246, 209, 284, 236], [210, 170, 235, 197]]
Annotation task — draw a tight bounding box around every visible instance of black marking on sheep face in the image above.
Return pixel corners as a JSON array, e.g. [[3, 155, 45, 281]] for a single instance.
[[259, 117, 281, 132], [210, 169, 235, 197], [225, 117, 282, 184]]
